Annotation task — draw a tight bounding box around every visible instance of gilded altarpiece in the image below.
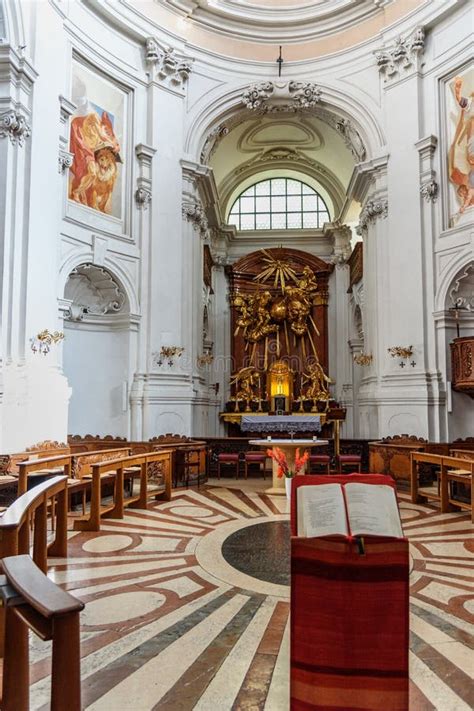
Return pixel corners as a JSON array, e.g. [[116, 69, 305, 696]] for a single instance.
[[227, 248, 333, 410]]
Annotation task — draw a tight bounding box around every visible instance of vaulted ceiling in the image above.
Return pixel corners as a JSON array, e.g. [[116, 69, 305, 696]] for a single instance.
[[209, 113, 355, 220]]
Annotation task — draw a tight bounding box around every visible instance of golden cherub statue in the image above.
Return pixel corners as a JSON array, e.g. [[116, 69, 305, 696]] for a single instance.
[[284, 266, 319, 337], [301, 359, 332, 412], [229, 367, 261, 412]]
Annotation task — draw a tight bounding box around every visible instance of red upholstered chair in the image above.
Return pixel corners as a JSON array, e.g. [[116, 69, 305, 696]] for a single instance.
[[337, 454, 362, 474], [309, 454, 331, 475], [217, 453, 240, 479], [244, 452, 268, 479]]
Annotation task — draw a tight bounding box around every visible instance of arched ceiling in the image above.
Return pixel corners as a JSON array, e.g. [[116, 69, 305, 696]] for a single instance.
[[161, 0, 397, 43], [131, 0, 427, 59], [209, 113, 354, 219]]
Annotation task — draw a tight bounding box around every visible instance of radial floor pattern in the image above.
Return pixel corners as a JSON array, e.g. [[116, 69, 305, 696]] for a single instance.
[[31, 480, 473, 710]]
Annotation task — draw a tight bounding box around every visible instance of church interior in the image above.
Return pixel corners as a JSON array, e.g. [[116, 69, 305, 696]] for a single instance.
[[0, 0, 473, 709]]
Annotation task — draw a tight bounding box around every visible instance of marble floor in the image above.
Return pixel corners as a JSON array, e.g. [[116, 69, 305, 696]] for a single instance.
[[31, 478, 473, 710]]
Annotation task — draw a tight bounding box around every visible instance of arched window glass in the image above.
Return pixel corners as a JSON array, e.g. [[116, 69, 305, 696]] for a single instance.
[[228, 178, 330, 230]]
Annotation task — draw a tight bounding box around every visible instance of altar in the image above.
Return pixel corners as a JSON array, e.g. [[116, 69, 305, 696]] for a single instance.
[[220, 247, 346, 448]]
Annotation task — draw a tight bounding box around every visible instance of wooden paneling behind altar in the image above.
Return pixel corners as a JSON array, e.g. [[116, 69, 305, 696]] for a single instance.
[[226, 247, 333, 413]]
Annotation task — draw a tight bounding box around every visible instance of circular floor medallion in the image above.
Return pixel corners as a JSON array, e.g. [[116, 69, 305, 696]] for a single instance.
[[195, 514, 290, 598], [221, 520, 290, 585]]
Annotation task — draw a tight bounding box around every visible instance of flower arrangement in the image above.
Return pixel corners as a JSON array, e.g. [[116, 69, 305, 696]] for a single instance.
[[266, 447, 309, 478]]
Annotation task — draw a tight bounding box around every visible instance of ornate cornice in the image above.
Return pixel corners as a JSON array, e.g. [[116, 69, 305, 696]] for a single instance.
[[241, 80, 321, 113], [420, 179, 438, 203], [0, 109, 31, 145], [145, 37, 193, 90], [375, 26, 425, 82]]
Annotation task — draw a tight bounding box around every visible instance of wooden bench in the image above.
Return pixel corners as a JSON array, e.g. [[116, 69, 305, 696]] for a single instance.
[[73, 450, 173, 532], [0, 475, 68, 573], [0, 554, 83, 711], [411, 452, 474, 521]]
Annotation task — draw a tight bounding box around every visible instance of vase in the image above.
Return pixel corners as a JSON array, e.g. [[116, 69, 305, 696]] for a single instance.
[[285, 477, 292, 499]]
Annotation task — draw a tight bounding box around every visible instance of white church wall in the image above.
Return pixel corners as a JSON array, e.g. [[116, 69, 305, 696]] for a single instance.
[[64, 321, 130, 437]]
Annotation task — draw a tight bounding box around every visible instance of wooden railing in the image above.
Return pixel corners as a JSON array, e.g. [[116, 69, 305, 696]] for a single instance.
[[17, 447, 132, 497], [73, 450, 173, 532], [0, 475, 68, 573], [0, 554, 83, 711], [410, 452, 474, 521], [17, 455, 72, 496]]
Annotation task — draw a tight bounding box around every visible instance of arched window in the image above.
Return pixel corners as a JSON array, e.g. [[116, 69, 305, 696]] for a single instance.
[[228, 178, 330, 230]]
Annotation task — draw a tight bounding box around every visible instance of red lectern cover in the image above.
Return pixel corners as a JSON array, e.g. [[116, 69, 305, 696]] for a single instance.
[[290, 474, 409, 711]]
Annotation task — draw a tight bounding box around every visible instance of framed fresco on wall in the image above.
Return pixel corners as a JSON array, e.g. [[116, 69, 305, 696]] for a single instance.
[[445, 63, 473, 229], [68, 59, 127, 222]]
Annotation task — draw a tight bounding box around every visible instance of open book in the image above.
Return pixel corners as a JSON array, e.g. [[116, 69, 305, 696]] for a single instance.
[[296, 483, 404, 539]]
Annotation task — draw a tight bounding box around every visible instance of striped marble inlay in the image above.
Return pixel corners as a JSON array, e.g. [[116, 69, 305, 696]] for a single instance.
[[31, 482, 473, 710]]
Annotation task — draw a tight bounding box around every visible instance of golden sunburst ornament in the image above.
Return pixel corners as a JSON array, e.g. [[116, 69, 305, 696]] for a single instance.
[[255, 249, 297, 292]]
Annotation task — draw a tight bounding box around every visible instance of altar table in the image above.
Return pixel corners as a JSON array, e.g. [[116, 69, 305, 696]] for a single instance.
[[241, 415, 321, 434], [249, 438, 328, 496]]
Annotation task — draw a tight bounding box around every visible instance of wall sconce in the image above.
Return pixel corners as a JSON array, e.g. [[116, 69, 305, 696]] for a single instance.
[[197, 354, 214, 367], [387, 345, 413, 359], [156, 346, 184, 367], [353, 353, 373, 366], [388, 345, 416, 368], [30, 330, 64, 355]]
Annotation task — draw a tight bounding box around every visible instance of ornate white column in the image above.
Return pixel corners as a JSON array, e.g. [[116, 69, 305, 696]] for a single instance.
[[130, 143, 155, 440], [133, 38, 196, 439], [0, 43, 36, 451], [348, 156, 389, 438], [324, 221, 353, 435]]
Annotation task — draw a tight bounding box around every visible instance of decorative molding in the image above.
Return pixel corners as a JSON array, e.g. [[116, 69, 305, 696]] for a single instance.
[[357, 197, 388, 232], [58, 94, 76, 126], [420, 179, 438, 203], [375, 26, 425, 82], [0, 109, 31, 145], [449, 262, 474, 311], [145, 37, 192, 90], [241, 80, 321, 113], [324, 221, 352, 264], [63, 263, 126, 320], [200, 123, 231, 164], [135, 143, 156, 166], [135, 186, 152, 209], [415, 134, 437, 160], [310, 110, 367, 163], [183, 200, 208, 237], [58, 149, 74, 174]]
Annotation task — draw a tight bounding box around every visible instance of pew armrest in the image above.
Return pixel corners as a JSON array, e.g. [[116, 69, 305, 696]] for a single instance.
[[1, 555, 84, 618]]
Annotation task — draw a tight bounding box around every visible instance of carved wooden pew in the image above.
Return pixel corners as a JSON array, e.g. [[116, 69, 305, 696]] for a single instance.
[[0, 554, 83, 711], [73, 450, 173, 532], [0, 475, 68, 573]]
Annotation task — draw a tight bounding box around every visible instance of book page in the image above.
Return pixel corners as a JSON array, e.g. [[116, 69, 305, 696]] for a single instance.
[[344, 483, 403, 538], [297, 484, 348, 538]]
